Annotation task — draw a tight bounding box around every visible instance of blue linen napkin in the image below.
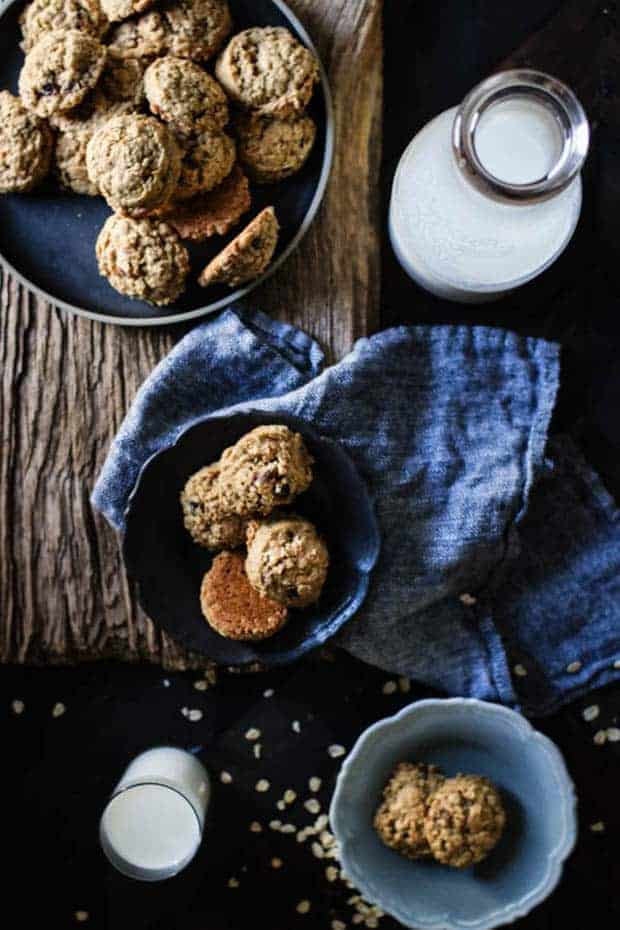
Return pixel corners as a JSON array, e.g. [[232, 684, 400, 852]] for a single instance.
[[92, 306, 620, 715]]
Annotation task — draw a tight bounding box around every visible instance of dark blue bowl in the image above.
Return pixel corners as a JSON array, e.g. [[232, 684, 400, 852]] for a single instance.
[[122, 410, 381, 667], [0, 0, 334, 326]]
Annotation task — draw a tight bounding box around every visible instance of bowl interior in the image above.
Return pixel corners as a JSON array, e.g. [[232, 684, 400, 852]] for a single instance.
[[123, 411, 380, 666], [332, 701, 576, 930], [0, 0, 331, 326]]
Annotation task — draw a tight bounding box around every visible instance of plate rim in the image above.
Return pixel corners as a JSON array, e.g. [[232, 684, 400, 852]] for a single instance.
[[0, 0, 335, 328]]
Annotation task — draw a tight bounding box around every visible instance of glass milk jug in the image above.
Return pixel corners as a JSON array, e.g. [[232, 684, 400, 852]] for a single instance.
[[389, 70, 590, 303]]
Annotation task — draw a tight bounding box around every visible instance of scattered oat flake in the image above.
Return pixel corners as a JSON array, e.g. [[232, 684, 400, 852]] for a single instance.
[[253, 743, 262, 759], [583, 705, 600, 722], [398, 676, 411, 693], [326, 865, 339, 882], [292, 720, 301, 733], [74, 912, 89, 923], [194, 679, 208, 691], [459, 592, 477, 606], [513, 664, 528, 677], [220, 771, 233, 784], [590, 821, 605, 832], [52, 702, 66, 718], [245, 727, 261, 741], [297, 828, 310, 842], [249, 821, 262, 833], [314, 814, 329, 831], [311, 841, 324, 859], [304, 798, 321, 814], [187, 708, 203, 722], [281, 823, 296, 834], [277, 800, 286, 810], [566, 661, 582, 674], [228, 877, 240, 889], [382, 680, 397, 695], [11, 700, 24, 715], [309, 776, 322, 793], [607, 727, 620, 742], [328, 744, 346, 758], [296, 900, 311, 915], [263, 688, 275, 698], [271, 857, 283, 869], [256, 779, 270, 792], [332, 922, 346, 930], [594, 729, 607, 745], [269, 820, 282, 830], [284, 789, 297, 804]]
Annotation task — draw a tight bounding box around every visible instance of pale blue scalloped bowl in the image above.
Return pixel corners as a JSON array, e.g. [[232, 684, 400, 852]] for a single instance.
[[330, 699, 577, 930]]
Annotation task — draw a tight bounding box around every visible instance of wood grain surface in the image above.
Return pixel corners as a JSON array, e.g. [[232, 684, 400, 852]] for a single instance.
[[0, 0, 383, 668]]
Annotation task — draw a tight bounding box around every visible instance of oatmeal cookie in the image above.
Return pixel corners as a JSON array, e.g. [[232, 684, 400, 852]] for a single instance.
[[162, 0, 232, 62], [101, 0, 155, 23], [144, 56, 229, 136], [175, 130, 235, 200], [198, 205, 279, 288], [424, 775, 506, 868], [245, 515, 328, 607], [200, 551, 288, 641], [100, 57, 147, 106], [215, 27, 319, 119], [374, 763, 446, 860], [96, 214, 189, 305], [234, 112, 316, 183], [162, 164, 251, 240], [181, 463, 248, 550], [54, 100, 134, 195], [218, 425, 313, 517], [19, 29, 107, 118], [87, 113, 181, 216], [107, 11, 168, 59], [20, 0, 108, 53], [0, 91, 53, 193]]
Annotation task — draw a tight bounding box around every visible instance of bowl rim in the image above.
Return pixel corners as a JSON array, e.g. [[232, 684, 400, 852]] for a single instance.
[[329, 697, 578, 930], [122, 406, 382, 666], [0, 0, 335, 328]]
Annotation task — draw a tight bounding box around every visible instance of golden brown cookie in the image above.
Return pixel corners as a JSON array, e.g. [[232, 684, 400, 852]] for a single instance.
[[162, 0, 232, 62], [245, 515, 328, 607], [200, 551, 288, 641], [87, 113, 182, 216], [19, 29, 107, 118], [175, 131, 236, 200], [234, 112, 316, 183], [19, 0, 108, 53], [198, 205, 279, 288], [218, 425, 313, 518], [144, 56, 229, 136], [161, 164, 251, 241], [424, 775, 506, 868], [54, 99, 135, 195], [374, 763, 446, 860], [181, 463, 248, 550], [96, 214, 190, 305], [0, 91, 53, 194], [107, 11, 168, 59], [216, 27, 319, 119], [101, 0, 155, 24]]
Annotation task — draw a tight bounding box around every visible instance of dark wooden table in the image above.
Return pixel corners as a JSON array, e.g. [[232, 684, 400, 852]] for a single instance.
[[2, 1, 620, 928]]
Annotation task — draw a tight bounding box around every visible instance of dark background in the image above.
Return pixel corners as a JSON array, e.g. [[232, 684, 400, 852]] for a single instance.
[[3, 2, 619, 928]]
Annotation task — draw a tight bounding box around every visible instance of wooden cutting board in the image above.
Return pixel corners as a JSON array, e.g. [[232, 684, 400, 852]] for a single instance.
[[0, 0, 383, 668]]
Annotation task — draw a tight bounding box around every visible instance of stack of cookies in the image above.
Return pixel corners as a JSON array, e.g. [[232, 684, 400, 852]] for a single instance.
[[180, 425, 330, 642], [0, 0, 321, 306], [374, 762, 507, 869]]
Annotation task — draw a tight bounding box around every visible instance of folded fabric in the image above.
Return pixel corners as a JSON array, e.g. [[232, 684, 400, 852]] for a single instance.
[[92, 306, 620, 715]]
